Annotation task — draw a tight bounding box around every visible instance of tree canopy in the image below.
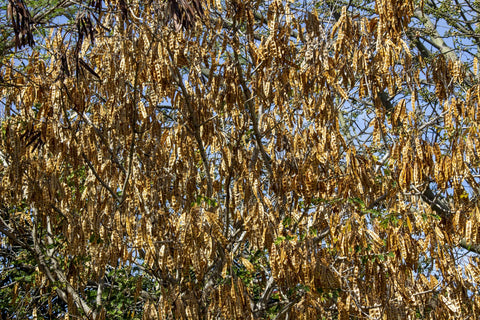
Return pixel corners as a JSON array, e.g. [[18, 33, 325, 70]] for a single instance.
[[1, 0, 480, 319]]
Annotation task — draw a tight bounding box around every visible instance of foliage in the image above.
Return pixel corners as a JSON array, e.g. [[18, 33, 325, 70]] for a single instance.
[[1, 0, 480, 319]]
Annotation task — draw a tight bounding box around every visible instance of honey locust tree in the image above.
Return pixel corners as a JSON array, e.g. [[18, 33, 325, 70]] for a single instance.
[[1, 0, 480, 319], [0, 1, 140, 318]]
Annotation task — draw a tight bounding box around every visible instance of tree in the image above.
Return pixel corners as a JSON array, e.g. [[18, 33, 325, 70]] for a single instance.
[[1, 0, 480, 319]]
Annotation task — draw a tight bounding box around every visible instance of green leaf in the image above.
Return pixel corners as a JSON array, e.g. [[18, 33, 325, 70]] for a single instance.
[[274, 236, 285, 245]]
